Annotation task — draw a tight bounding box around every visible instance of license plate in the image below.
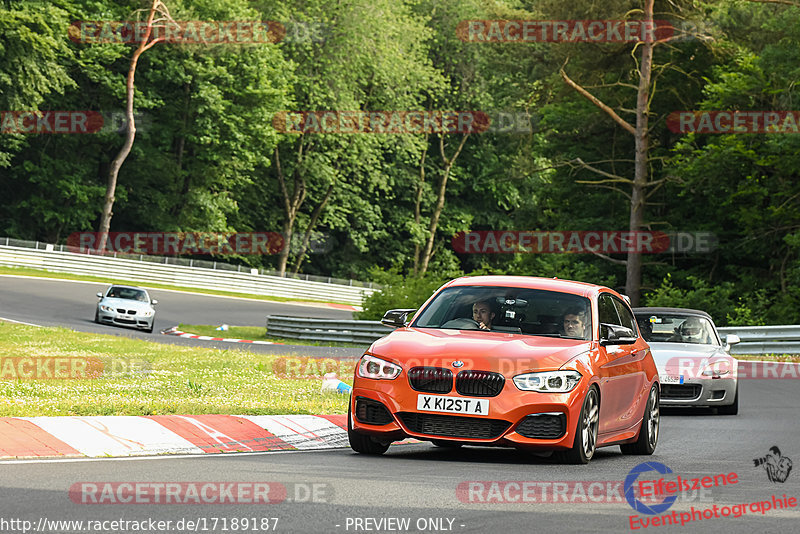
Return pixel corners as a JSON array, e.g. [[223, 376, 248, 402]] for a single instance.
[[417, 394, 489, 416], [660, 374, 684, 384]]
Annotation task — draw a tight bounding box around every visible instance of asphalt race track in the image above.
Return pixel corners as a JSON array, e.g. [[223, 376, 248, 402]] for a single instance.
[[1, 377, 799, 533], [0, 275, 364, 357]]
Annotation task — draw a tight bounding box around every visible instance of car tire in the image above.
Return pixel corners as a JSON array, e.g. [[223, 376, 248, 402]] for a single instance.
[[431, 440, 463, 448], [717, 384, 739, 415], [621, 384, 660, 455], [348, 404, 391, 455], [559, 386, 599, 464], [94, 310, 100, 324], [145, 324, 154, 334]]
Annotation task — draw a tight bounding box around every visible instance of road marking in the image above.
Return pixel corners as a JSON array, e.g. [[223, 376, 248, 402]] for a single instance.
[[0, 316, 42, 327]]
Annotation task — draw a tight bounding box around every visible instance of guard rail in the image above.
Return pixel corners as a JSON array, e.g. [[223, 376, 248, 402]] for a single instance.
[[717, 326, 800, 355], [266, 316, 392, 345], [264, 317, 800, 353], [0, 241, 376, 306]]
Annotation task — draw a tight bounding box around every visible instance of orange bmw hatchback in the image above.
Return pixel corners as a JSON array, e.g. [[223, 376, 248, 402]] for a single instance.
[[348, 276, 660, 464]]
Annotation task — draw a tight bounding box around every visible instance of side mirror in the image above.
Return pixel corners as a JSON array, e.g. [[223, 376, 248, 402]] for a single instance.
[[600, 323, 637, 346], [151, 299, 158, 305], [724, 334, 740, 351], [96, 292, 103, 298], [381, 308, 416, 328]]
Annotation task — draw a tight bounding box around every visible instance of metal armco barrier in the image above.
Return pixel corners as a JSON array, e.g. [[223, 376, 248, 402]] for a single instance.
[[266, 316, 393, 345], [718, 326, 800, 355], [0, 244, 376, 306], [264, 317, 800, 353]]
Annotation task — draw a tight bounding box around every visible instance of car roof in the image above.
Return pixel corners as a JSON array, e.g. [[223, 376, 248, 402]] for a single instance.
[[632, 307, 712, 320], [445, 275, 615, 299]]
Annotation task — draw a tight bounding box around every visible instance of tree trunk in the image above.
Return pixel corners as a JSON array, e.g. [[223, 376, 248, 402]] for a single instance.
[[97, 0, 167, 252], [625, 0, 655, 306], [418, 133, 468, 275], [291, 182, 334, 275], [274, 144, 306, 276], [560, 0, 657, 305], [412, 139, 428, 275]]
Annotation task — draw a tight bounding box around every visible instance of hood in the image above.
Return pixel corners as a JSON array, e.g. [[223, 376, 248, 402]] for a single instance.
[[647, 342, 734, 373], [370, 327, 591, 375], [101, 297, 153, 311]]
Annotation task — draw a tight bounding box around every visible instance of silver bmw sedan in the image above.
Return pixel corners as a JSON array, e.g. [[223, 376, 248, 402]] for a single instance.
[[95, 285, 157, 333]]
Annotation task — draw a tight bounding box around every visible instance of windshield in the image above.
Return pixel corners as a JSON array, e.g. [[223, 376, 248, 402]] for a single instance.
[[107, 287, 148, 302], [412, 286, 592, 340], [635, 313, 719, 345]]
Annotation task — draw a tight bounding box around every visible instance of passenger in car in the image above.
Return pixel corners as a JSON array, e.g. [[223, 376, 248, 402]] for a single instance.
[[562, 307, 589, 339]]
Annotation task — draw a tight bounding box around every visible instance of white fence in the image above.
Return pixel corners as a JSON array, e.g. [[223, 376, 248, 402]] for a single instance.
[[0, 241, 376, 306]]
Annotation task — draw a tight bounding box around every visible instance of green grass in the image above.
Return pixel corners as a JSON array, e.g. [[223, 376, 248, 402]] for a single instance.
[[0, 265, 359, 306], [178, 323, 366, 348], [0, 322, 352, 417], [734, 354, 800, 363]]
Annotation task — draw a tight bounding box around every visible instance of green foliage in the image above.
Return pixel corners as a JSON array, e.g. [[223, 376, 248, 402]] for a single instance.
[[643, 274, 775, 327], [355, 267, 451, 321], [1, 0, 798, 326]]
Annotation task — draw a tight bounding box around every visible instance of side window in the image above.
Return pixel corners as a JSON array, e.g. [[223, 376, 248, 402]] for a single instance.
[[612, 298, 638, 336], [598, 295, 621, 326]]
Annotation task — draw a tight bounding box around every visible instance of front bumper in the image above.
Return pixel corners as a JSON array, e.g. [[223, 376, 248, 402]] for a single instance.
[[350, 378, 586, 451], [659, 377, 736, 406], [97, 309, 154, 330]]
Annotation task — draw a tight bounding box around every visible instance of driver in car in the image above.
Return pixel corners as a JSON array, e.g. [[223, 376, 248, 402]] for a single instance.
[[472, 299, 496, 330], [671, 317, 706, 343]]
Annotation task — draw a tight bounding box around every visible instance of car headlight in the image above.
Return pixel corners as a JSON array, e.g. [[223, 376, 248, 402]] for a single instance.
[[99, 305, 114, 312], [701, 360, 732, 377], [513, 370, 583, 392], [357, 355, 402, 380], [140, 310, 153, 317]]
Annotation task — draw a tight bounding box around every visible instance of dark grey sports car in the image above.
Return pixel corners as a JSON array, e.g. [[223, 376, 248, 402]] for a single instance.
[[633, 307, 740, 415]]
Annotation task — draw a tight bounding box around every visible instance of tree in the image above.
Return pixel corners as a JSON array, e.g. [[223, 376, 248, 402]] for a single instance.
[[97, 0, 175, 252]]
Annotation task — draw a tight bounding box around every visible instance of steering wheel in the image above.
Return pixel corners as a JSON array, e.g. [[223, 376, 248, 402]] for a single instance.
[[441, 318, 481, 330]]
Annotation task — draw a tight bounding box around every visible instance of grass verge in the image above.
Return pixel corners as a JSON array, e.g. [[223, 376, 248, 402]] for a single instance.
[[734, 354, 800, 363], [178, 323, 366, 348], [0, 265, 358, 307], [0, 322, 352, 417]]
